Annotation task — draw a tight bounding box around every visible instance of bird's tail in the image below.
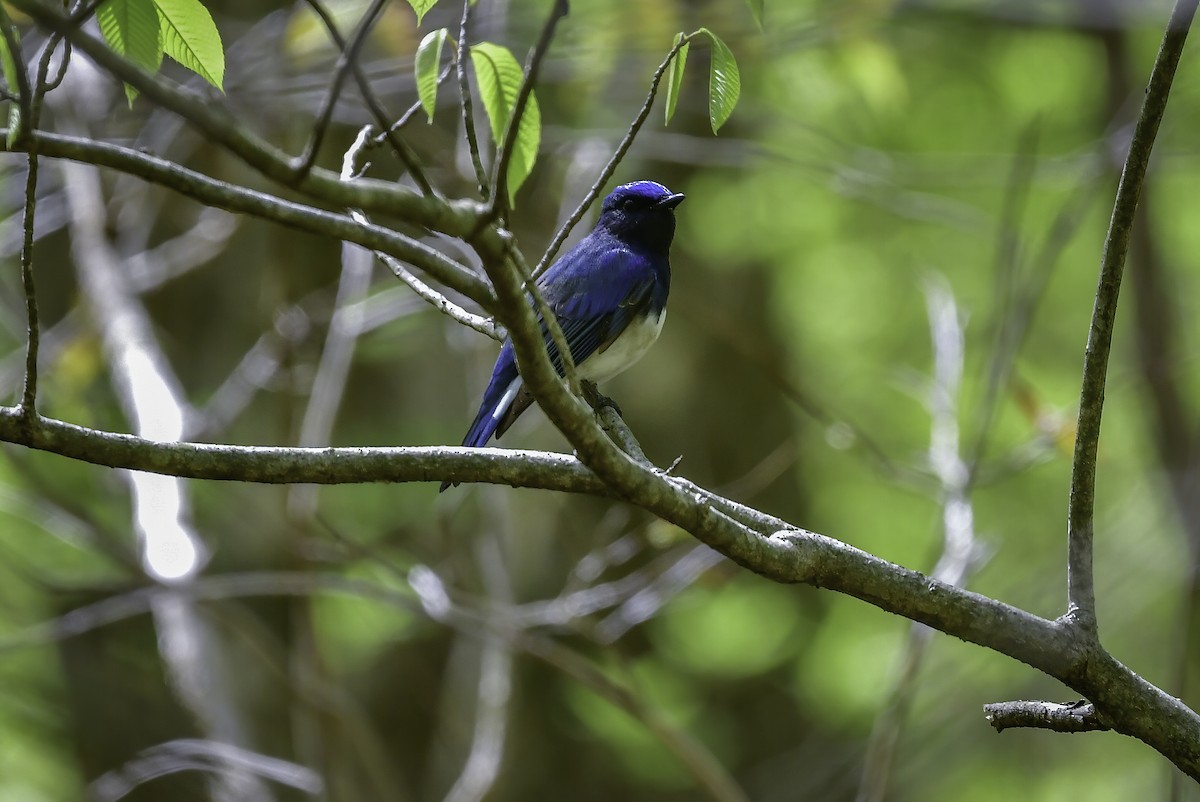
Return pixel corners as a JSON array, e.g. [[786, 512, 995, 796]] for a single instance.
[[440, 345, 521, 492]]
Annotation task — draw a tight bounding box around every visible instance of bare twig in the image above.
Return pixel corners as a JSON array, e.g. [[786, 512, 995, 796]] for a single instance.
[[5, 0, 511, 267], [1093, 16, 1200, 799], [456, 0, 489, 199], [0, 4, 45, 418], [533, 33, 693, 278], [0, 3, 31, 130], [300, 0, 432, 194], [984, 700, 1109, 734], [30, 31, 69, 125], [0, 129, 494, 309], [17, 148, 40, 416], [340, 125, 501, 339], [488, 0, 567, 215], [368, 63, 453, 147], [293, 0, 387, 180], [378, 252, 501, 340], [1066, 0, 1197, 633]]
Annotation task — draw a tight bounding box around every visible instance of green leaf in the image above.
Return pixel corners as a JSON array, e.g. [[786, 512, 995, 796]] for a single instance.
[[0, 20, 22, 146], [97, 0, 162, 105], [663, 32, 689, 126], [744, 0, 764, 29], [698, 28, 740, 134], [406, 0, 437, 25], [415, 28, 447, 123], [152, 0, 224, 91], [470, 41, 541, 208]]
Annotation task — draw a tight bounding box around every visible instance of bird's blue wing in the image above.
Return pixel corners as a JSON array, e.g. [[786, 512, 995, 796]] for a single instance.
[[444, 238, 665, 483], [535, 244, 662, 375]]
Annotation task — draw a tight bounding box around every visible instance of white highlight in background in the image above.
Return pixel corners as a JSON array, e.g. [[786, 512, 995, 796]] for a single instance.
[[118, 350, 203, 582]]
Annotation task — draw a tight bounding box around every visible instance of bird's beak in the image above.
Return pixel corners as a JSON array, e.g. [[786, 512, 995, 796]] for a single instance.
[[658, 193, 686, 210]]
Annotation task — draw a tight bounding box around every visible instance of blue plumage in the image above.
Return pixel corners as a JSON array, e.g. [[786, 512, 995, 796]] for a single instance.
[[443, 181, 684, 490]]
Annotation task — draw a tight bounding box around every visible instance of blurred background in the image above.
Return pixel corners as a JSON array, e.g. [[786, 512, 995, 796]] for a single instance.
[[1, 0, 1199, 799]]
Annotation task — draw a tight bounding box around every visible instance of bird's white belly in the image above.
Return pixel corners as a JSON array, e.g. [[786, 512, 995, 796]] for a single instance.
[[578, 308, 666, 383]]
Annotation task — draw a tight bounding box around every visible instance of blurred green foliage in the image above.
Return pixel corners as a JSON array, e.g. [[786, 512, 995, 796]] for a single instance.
[[0, 0, 1199, 800]]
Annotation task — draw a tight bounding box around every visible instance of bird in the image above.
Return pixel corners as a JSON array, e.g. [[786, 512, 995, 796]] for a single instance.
[[442, 180, 685, 491]]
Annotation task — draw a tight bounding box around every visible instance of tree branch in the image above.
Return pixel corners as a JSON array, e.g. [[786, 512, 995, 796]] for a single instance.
[[1066, 0, 1197, 633], [0, 128, 495, 311], [7, 397, 1200, 773], [0, 407, 602, 490], [534, 32, 693, 277], [340, 124, 502, 339], [297, 0, 431, 195], [17, 145, 40, 416], [295, 0, 432, 195], [5, 0, 506, 258], [9, 0, 1200, 783], [456, 0, 489, 199], [984, 700, 1109, 734], [489, 0, 567, 215], [378, 250, 501, 340]]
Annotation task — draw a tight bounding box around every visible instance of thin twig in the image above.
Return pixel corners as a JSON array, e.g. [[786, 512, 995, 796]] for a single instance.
[[1065, 0, 1197, 633], [533, 33, 693, 277], [456, 0, 489, 199], [0, 128, 494, 309], [17, 26, 71, 417], [17, 151, 39, 417], [378, 251, 501, 340], [0, 3, 31, 132], [368, 63, 453, 147], [489, 0, 567, 215], [39, 40, 71, 95], [301, 0, 433, 194], [341, 124, 501, 339], [7, 0, 500, 260], [30, 32, 67, 124], [293, 0, 387, 180]]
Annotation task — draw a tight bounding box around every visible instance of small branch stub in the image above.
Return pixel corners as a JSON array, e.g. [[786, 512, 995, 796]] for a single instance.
[[984, 700, 1109, 734]]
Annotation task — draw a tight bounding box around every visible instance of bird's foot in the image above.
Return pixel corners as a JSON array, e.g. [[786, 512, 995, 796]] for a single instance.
[[581, 380, 623, 417]]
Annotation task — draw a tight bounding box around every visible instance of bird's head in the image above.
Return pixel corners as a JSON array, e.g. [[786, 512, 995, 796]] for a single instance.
[[597, 181, 685, 252]]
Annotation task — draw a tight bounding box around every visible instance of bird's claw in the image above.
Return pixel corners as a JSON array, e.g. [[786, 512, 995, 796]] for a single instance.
[[581, 380, 623, 417]]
